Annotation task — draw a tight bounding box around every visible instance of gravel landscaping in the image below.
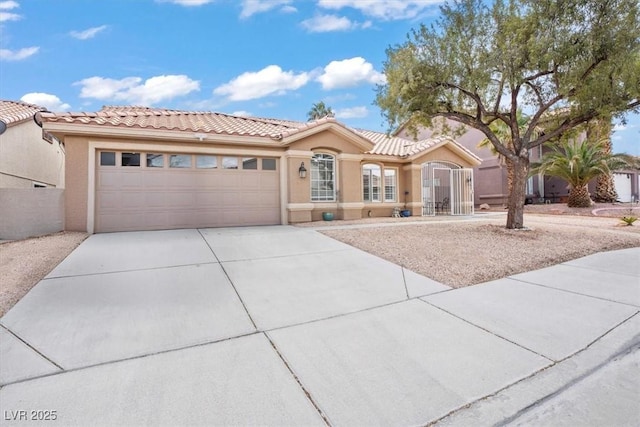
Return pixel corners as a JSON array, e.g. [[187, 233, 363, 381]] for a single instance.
[[319, 214, 640, 287], [0, 231, 87, 317]]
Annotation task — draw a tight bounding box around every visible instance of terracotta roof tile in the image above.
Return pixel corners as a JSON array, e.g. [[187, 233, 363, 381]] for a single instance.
[[41, 107, 299, 138], [38, 105, 479, 161], [0, 100, 47, 126]]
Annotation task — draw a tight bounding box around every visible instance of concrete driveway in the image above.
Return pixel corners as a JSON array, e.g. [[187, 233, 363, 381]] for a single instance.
[[1, 226, 638, 426]]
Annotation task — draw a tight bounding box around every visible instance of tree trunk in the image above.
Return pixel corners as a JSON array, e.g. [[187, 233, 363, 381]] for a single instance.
[[567, 184, 592, 207], [589, 118, 618, 203], [594, 173, 618, 203], [506, 155, 529, 229]]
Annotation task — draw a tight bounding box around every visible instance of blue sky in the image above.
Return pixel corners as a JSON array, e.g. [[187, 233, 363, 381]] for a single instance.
[[1, 0, 638, 155]]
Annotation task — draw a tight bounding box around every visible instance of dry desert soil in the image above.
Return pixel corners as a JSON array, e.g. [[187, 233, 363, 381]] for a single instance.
[[1, 203, 639, 317]]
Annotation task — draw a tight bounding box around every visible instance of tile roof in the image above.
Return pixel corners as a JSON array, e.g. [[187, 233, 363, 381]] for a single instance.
[[0, 100, 47, 126], [41, 106, 298, 138], [39, 105, 479, 161], [356, 129, 481, 161]]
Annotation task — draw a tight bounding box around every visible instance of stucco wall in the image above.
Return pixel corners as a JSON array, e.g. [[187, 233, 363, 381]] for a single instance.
[[0, 121, 65, 188], [0, 188, 65, 240], [63, 136, 89, 231], [57, 127, 481, 230]]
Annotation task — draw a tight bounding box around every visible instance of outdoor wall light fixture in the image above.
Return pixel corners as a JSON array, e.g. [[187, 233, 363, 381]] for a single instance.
[[298, 162, 307, 179]]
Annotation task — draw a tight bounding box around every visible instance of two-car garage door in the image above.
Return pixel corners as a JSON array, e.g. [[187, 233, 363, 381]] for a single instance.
[[96, 151, 280, 232]]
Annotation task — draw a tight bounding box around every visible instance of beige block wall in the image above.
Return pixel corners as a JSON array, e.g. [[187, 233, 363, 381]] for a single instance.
[[0, 188, 65, 240], [0, 121, 65, 188]]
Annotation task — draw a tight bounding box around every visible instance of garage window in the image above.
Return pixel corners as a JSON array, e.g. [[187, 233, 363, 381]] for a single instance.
[[222, 157, 238, 169], [242, 157, 258, 170], [146, 154, 164, 168], [197, 155, 217, 169], [262, 158, 276, 170], [122, 153, 141, 167], [170, 155, 192, 168], [100, 152, 116, 166]]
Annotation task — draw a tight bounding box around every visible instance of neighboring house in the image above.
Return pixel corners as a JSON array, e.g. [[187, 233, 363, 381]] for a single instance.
[[0, 100, 65, 188], [612, 169, 639, 203], [39, 106, 480, 234]]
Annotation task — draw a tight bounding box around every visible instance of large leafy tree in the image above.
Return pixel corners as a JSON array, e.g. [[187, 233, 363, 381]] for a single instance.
[[531, 139, 629, 207], [376, 0, 640, 229]]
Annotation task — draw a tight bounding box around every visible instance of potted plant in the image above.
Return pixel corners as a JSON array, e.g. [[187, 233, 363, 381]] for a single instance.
[[322, 212, 334, 221], [401, 191, 411, 217]]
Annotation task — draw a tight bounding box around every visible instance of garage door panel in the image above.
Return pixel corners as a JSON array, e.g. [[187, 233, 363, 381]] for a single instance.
[[120, 192, 148, 208], [120, 171, 144, 188], [196, 191, 223, 206], [145, 192, 167, 208], [99, 170, 121, 188], [142, 171, 168, 187], [96, 153, 281, 232]]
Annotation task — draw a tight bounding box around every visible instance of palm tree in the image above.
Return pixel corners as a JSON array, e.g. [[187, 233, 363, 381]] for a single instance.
[[589, 117, 619, 202], [531, 139, 629, 207], [307, 101, 334, 121]]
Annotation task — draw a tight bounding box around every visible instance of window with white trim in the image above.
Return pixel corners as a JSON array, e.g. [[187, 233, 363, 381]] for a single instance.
[[362, 164, 381, 202], [384, 169, 397, 202], [311, 153, 335, 201]]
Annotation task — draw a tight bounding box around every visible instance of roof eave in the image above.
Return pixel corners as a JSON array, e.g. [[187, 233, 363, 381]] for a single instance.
[[407, 139, 482, 166], [279, 122, 375, 152], [41, 122, 280, 146]]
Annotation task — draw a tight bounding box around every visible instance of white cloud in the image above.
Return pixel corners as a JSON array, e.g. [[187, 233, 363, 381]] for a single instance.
[[231, 110, 252, 117], [317, 0, 442, 20], [20, 93, 71, 111], [300, 14, 371, 33], [317, 57, 386, 90], [214, 65, 309, 101], [0, 46, 38, 61], [0, 2, 20, 22], [70, 25, 108, 40], [240, 0, 292, 18], [0, 1, 19, 9], [159, 0, 215, 6], [280, 5, 297, 13], [75, 75, 200, 105], [335, 106, 368, 119], [0, 11, 20, 21], [612, 124, 626, 132]]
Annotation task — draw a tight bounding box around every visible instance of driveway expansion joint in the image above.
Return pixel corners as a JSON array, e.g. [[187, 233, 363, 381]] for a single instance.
[[417, 299, 556, 362], [509, 277, 640, 308], [558, 261, 640, 278], [430, 312, 640, 426], [0, 330, 262, 388], [42, 261, 221, 280], [264, 332, 332, 426], [196, 229, 258, 330], [0, 324, 64, 372], [218, 248, 353, 264]]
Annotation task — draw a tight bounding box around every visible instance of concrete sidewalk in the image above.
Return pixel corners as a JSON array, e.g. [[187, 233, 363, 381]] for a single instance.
[[0, 226, 638, 426]]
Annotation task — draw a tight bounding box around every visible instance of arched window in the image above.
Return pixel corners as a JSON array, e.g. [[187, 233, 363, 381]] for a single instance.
[[311, 153, 335, 201], [362, 164, 381, 202]]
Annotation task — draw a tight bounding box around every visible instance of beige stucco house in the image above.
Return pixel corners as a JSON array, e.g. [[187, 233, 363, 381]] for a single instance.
[[0, 100, 65, 188], [39, 106, 480, 234]]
